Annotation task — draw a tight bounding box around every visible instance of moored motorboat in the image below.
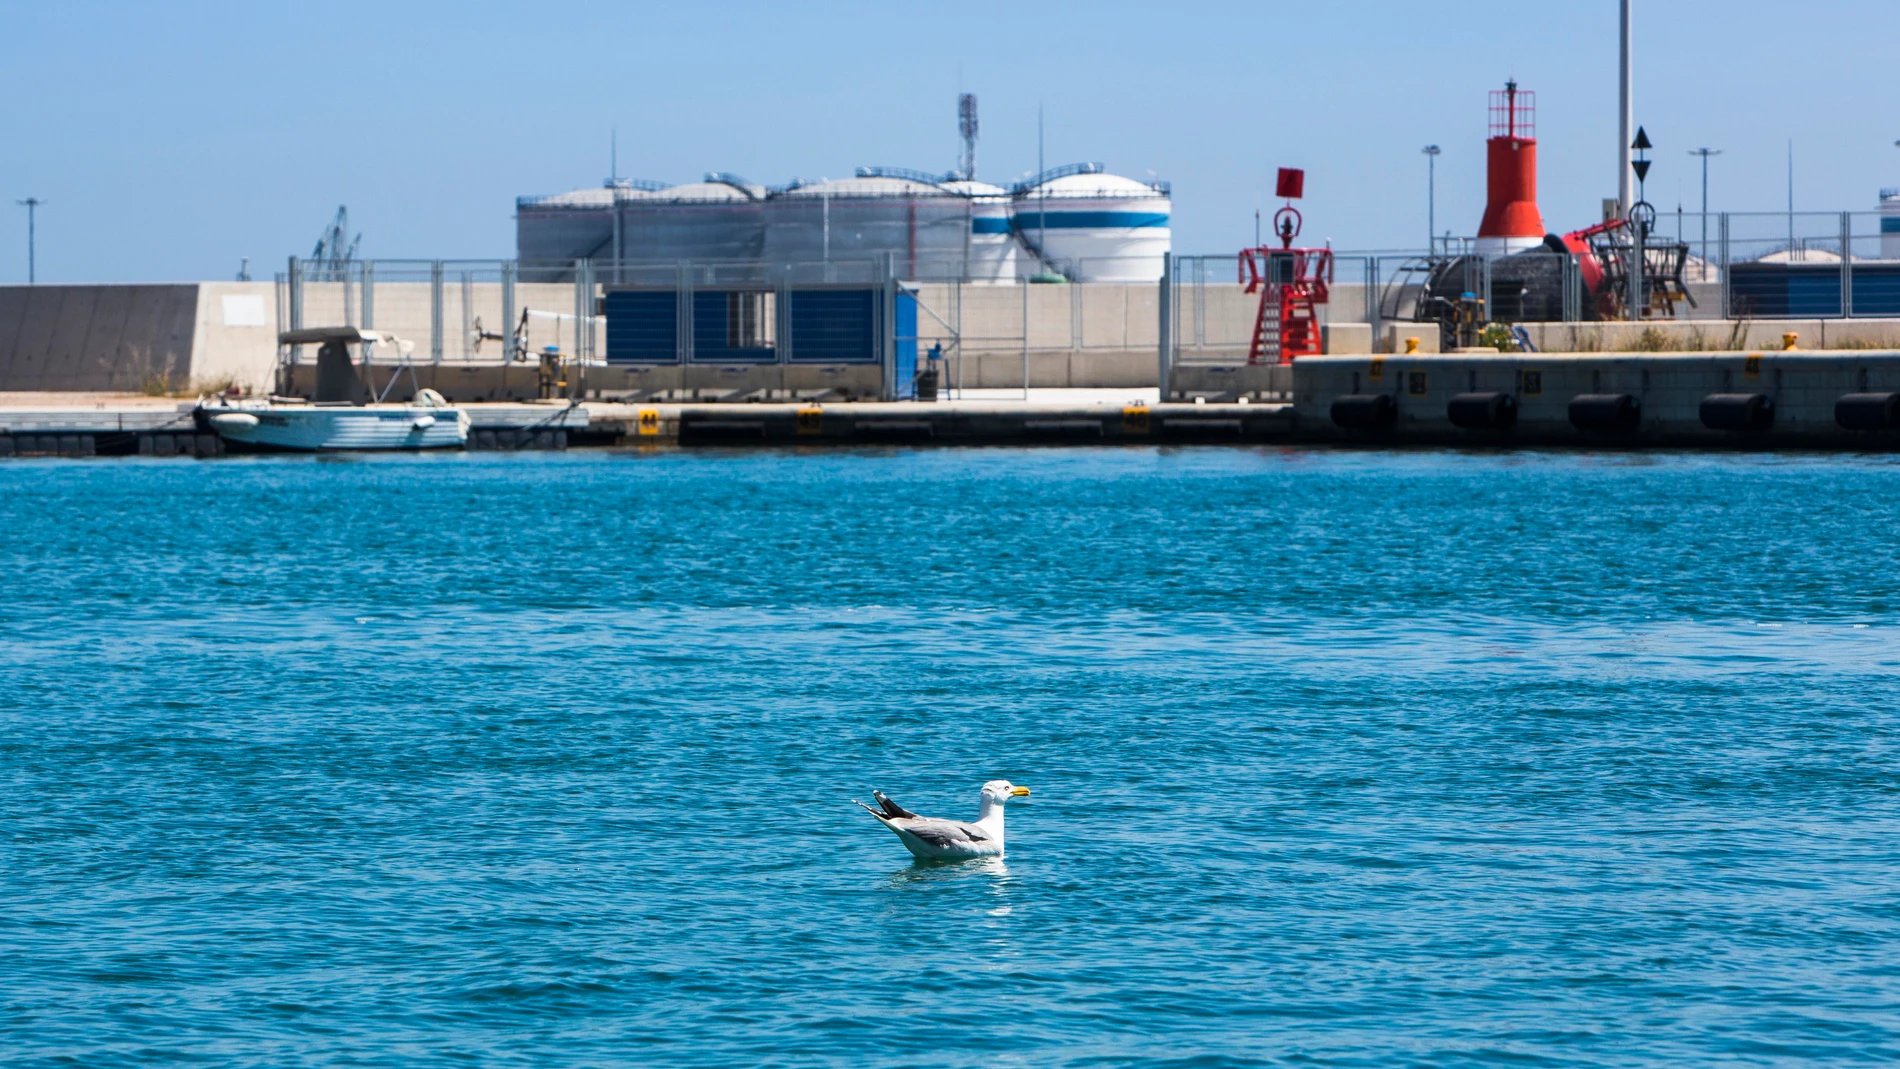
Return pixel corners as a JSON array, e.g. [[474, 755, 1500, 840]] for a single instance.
[[197, 327, 470, 452], [199, 392, 470, 452]]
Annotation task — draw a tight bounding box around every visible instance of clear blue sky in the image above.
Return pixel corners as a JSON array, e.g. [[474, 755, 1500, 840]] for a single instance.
[[1, 0, 1895, 282]]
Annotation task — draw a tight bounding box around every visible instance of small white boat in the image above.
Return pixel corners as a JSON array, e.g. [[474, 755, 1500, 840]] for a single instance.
[[199, 327, 472, 452], [200, 392, 470, 452]]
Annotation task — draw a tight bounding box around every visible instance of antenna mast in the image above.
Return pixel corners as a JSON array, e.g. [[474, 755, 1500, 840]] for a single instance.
[[958, 93, 978, 180]]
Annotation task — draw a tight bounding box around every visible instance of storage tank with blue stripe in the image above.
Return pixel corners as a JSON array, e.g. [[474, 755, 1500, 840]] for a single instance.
[[939, 178, 1020, 283], [1010, 164, 1171, 282]]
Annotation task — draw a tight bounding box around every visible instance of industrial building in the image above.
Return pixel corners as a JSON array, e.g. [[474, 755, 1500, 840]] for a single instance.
[[515, 164, 1171, 285]]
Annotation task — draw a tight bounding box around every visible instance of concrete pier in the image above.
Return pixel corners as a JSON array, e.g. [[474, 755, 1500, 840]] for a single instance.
[[7, 349, 1900, 454], [1293, 351, 1900, 446]]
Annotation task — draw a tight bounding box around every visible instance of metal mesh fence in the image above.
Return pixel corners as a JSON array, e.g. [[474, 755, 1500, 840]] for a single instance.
[[276, 223, 1900, 381]]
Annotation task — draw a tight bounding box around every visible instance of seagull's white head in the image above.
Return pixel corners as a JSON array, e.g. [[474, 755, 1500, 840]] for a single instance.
[[981, 779, 1032, 805]]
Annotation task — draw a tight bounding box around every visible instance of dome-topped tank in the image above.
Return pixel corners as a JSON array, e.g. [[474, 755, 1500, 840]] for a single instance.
[[763, 171, 973, 278], [940, 178, 1020, 283], [619, 175, 768, 264], [1010, 165, 1170, 282], [516, 183, 662, 278], [654, 176, 765, 202], [779, 175, 941, 198]]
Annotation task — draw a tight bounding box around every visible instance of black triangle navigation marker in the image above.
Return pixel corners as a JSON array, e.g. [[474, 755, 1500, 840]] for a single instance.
[[1631, 158, 1653, 182], [1631, 127, 1652, 151]]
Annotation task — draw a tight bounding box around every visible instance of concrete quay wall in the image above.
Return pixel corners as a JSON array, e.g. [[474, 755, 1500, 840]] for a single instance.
[[1291, 351, 1900, 445], [588, 401, 1291, 445], [12, 350, 1900, 452], [0, 398, 1293, 453]]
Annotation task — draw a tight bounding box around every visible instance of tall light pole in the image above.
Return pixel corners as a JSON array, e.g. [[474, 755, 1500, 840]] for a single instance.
[[1422, 145, 1441, 255], [16, 197, 41, 284], [1619, 0, 1634, 217], [1688, 148, 1720, 279]]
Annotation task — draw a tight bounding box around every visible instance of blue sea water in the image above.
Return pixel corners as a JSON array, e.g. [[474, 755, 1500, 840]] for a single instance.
[[2, 447, 1899, 1068]]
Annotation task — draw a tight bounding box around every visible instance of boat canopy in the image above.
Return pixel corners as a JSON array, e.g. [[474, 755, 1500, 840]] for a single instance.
[[278, 326, 400, 347]]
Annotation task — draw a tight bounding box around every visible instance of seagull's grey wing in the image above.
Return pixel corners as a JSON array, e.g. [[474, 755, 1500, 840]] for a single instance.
[[893, 818, 991, 847], [873, 790, 919, 820]]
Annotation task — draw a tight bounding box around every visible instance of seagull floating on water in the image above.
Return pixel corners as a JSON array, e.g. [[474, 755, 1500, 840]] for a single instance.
[[854, 780, 1032, 861]]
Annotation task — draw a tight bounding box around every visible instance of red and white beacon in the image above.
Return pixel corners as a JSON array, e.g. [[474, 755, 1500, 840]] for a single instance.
[[1475, 80, 1545, 256]]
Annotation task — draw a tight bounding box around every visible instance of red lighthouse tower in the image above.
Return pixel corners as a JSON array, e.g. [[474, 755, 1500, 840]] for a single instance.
[[1476, 80, 1544, 255]]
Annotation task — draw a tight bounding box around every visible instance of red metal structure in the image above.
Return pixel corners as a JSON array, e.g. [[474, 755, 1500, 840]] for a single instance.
[[1240, 168, 1332, 364], [1551, 217, 1624, 297], [1551, 214, 1693, 318], [1476, 80, 1544, 252]]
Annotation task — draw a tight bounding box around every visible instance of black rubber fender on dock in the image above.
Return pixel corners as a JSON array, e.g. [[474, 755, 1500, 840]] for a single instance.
[[1331, 393, 1397, 430], [1447, 392, 1518, 430], [680, 419, 767, 443], [1835, 392, 1900, 431], [1568, 393, 1641, 432], [1700, 393, 1774, 432]]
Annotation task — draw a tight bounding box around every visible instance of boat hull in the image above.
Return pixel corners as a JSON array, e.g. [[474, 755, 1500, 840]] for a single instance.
[[204, 405, 471, 452]]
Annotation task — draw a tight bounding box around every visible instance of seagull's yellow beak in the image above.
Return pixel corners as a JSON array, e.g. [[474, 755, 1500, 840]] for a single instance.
[[1010, 785, 1031, 797]]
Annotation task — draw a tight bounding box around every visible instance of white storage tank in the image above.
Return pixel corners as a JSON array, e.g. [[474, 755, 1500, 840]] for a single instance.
[[939, 178, 1021, 283], [619, 175, 768, 264], [516, 182, 663, 279], [1010, 164, 1170, 282], [764, 171, 981, 279]]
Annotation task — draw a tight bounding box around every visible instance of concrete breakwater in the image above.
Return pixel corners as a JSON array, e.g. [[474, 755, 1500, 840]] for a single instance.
[[1290, 350, 1900, 446], [5, 350, 1900, 453]]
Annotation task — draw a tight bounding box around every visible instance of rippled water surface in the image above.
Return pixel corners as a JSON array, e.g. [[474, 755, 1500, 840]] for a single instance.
[[3, 447, 1899, 1067]]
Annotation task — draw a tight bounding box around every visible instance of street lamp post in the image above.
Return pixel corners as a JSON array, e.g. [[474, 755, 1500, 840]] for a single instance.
[[1688, 148, 1720, 280], [1619, 0, 1634, 218], [1422, 145, 1441, 255], [16, 197, 41, 284]]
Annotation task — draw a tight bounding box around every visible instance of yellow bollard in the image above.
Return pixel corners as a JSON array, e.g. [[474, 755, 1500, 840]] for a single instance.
[[1782, 332, 1799, 351], [1404, 336, 1420, 354]]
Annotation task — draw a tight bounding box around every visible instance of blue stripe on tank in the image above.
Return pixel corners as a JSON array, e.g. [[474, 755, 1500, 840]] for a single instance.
[[972, 217, 1012, 234], [1010, 211, 1171, 230]]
